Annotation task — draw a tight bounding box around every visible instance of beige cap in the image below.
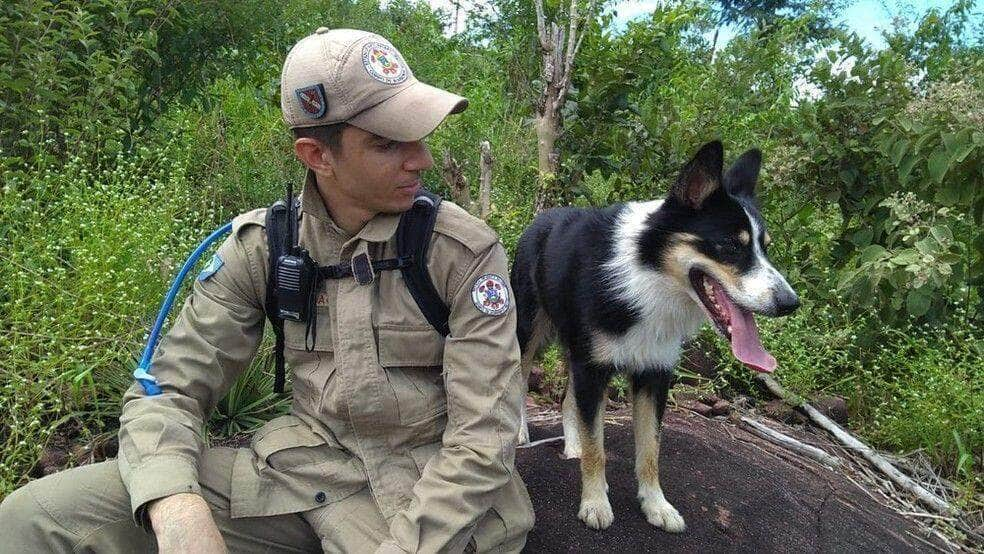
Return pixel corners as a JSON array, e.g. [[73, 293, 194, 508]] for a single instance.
[[281, 28, 467, 141]]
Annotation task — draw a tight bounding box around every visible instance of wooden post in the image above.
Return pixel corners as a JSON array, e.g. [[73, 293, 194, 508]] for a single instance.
[[441, 149, 471, 212]]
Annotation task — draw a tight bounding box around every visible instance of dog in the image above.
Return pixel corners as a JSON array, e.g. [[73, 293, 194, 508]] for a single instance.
[[511, 141, 800, 531]]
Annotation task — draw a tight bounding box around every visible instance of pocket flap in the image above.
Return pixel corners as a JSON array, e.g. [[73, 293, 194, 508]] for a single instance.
[[377, 326, 444, 367], [251, 415, 326, 461]]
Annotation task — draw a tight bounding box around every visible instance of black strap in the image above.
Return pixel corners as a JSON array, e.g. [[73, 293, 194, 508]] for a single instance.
[[264, 199, 291, 394], [398, 191, 450, 337], [264, 189, 450, 395]]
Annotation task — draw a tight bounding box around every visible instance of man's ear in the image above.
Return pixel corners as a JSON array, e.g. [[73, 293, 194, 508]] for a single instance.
[[671, 140, 723, 210], [293, 138, 334, 176], [724, 148, 762, 198]]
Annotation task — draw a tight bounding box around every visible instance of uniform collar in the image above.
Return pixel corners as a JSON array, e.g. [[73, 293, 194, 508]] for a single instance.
[[300, 169, 401, 244]]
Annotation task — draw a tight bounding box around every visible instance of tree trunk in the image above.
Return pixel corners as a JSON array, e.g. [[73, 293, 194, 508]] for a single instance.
[[534, 113, 560, 213], [479, 140, 493, 220]]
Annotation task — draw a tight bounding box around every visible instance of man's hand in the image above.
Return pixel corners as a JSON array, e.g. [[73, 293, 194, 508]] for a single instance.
[[148, 492, 228, 553]]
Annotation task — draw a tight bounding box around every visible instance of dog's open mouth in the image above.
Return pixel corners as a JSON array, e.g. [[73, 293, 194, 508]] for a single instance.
[[689, 269, 776, 373]]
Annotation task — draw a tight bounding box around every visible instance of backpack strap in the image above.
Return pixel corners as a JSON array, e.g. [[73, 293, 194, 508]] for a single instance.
[[397, 191, 451, 337], [264, 196, 297, 394]]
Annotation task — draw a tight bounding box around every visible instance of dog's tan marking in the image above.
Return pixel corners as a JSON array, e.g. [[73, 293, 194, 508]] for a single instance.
[[577, 395, 613, 529], [662, 242, 742, 291], [631, 387, 686, 532], [632, 386, 661, 486], [738, 230, 751, 245], [521, 309, 555, 380], [763, 231, 772, 247]]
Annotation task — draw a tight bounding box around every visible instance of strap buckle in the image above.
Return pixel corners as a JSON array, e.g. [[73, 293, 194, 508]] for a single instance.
[[351, 252, 374, 286]]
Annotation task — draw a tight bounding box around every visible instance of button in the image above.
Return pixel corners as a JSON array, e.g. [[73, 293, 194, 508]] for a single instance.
[[315, 27, 330, 34], [315, 491, 327, 503]]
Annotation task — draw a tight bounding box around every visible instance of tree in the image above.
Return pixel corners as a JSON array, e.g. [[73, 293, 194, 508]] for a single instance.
[[532, 0, 597, 213]]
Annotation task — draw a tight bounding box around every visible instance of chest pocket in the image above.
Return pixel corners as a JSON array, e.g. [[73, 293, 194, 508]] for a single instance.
[[377, 326, 447, 425]]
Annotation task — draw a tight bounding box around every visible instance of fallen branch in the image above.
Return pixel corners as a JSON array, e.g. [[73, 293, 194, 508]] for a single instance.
[[740, 416, 842, 468], [517, 435, 564, 449], [756, 374, 957, 516]]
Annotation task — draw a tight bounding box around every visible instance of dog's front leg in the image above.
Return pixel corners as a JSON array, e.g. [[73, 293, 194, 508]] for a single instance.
[[571, 363, 614, 529], [632, 370, 686, 532]]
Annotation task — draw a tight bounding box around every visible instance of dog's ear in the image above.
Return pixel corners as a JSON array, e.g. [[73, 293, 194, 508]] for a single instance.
[[672, 140, 723, 210], [724, 148, 762, 198]]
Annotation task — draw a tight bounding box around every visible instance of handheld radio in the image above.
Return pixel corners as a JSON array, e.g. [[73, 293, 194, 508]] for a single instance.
[[273, 182, 316, 322]]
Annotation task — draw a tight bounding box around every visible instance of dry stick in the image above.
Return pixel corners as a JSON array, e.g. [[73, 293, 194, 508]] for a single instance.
[[740, 416, 842, 468], [756, 374, 957, 516], [517, 435, 565, 449], [479, 140, 493, 220]]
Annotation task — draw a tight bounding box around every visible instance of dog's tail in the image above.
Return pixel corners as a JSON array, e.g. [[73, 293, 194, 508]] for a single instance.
[[511, 220, 556, 378]]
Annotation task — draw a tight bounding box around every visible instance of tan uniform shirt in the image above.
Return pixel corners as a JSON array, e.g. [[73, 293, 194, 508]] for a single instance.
[[116, 174, 534, 552]]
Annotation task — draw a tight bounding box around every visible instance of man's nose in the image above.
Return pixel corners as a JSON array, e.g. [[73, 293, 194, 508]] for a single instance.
[[403, 141, 433, 172]]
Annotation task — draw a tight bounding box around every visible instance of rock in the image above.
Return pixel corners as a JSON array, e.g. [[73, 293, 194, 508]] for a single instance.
[[37, 446, 69, 475], [711, 400, 731, 416], [681, 400, 714, 418], [812, 395, 848, 426], [672, 390, 699, 405], [762, 399, 804, 424], [699, 393, 721, 406]]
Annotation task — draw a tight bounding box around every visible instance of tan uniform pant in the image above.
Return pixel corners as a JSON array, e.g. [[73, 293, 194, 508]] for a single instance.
[[0, 447, 397, 553]]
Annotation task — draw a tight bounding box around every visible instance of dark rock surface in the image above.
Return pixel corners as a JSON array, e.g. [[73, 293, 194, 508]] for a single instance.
[[516, 408, 938, 553]]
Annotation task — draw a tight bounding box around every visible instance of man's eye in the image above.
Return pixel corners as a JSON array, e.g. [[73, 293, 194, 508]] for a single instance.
[[378, 140, 399, 150]]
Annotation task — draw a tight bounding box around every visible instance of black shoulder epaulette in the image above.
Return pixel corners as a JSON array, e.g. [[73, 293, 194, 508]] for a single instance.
[[264, 191, 449, 393]]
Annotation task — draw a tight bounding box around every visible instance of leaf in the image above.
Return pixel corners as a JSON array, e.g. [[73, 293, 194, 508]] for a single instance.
[[890, 249, 920, 266], [927, 147, 950, 183], [929, 225, 953, 245], [905, 289, 931, 317], [851, 228, 874, 247], [897, 153, 919, 184], [860, 244, 888, 263], [891, 139, 909, 166], [914, 237, 939, 255]]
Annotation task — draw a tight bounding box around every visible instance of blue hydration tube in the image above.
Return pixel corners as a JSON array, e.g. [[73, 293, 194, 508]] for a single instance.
[[133, 222, 233, 395]]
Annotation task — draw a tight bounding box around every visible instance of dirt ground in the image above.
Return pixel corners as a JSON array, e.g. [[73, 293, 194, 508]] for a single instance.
[[516, 407, 948, 553]]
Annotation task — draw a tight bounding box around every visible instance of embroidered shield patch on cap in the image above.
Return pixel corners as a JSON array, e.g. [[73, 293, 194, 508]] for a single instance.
[[198, 253, 223, 282], [361, 42, 408, 85], [471, 274, 510, 316], [296, 84, 327, 118]]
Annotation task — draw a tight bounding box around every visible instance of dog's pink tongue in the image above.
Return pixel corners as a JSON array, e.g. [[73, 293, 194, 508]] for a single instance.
[[712, 281, 777, 373]]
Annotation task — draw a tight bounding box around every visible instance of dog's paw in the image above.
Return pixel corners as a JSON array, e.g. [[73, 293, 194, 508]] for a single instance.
[[578, 496, 614, 530], [641, 498, 686, 533]]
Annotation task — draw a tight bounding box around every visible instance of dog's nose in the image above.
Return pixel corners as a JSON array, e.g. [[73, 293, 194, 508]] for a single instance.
[[774, 289, 800, 316]]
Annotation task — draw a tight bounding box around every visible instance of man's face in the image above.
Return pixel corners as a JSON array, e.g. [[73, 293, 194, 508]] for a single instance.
[[326, 125, 435, 214]]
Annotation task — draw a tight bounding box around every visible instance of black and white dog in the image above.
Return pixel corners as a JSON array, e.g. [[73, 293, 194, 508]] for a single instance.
[[511, 141, 799, 531]]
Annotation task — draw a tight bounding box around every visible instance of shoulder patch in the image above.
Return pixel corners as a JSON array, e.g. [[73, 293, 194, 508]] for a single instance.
[[432, 200, 498, 255], [471, 273, 510, 316], [198, 253, 224, 282]]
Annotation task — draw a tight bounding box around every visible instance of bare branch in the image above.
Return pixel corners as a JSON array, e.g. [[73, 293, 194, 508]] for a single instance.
[[534, 0, 550, 51]]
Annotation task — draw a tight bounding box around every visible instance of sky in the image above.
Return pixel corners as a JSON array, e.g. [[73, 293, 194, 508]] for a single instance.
[[425, 0, 980, 49]]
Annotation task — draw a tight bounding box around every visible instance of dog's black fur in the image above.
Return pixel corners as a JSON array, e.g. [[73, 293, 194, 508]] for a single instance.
[[511, 141, 799, 531]]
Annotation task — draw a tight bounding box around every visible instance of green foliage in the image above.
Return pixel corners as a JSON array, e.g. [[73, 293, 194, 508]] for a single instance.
[[1, 0, 981, 503]]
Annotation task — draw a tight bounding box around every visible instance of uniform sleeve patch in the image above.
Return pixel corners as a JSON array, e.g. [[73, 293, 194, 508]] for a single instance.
[[471, 273, 510, 316], [198, 253, 224, 282]]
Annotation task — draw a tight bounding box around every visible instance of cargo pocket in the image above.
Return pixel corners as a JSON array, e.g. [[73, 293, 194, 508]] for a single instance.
[[377, 326, 447, 425], [231, 415, 366, 518]]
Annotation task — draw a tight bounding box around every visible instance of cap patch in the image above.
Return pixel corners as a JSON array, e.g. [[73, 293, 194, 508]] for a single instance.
[[198, 253, 224, 282], [471, 274, 510, 316], [296, 84, 327, 118], [362, 42, 408, 85]]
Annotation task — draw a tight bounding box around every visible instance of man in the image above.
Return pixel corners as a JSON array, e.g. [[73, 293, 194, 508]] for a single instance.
[[0, 28, 534, 553]]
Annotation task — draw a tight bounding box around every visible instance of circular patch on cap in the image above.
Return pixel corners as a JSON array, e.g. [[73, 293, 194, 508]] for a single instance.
[[361, 42, 408, 85], [471, 274, 510, 316]]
